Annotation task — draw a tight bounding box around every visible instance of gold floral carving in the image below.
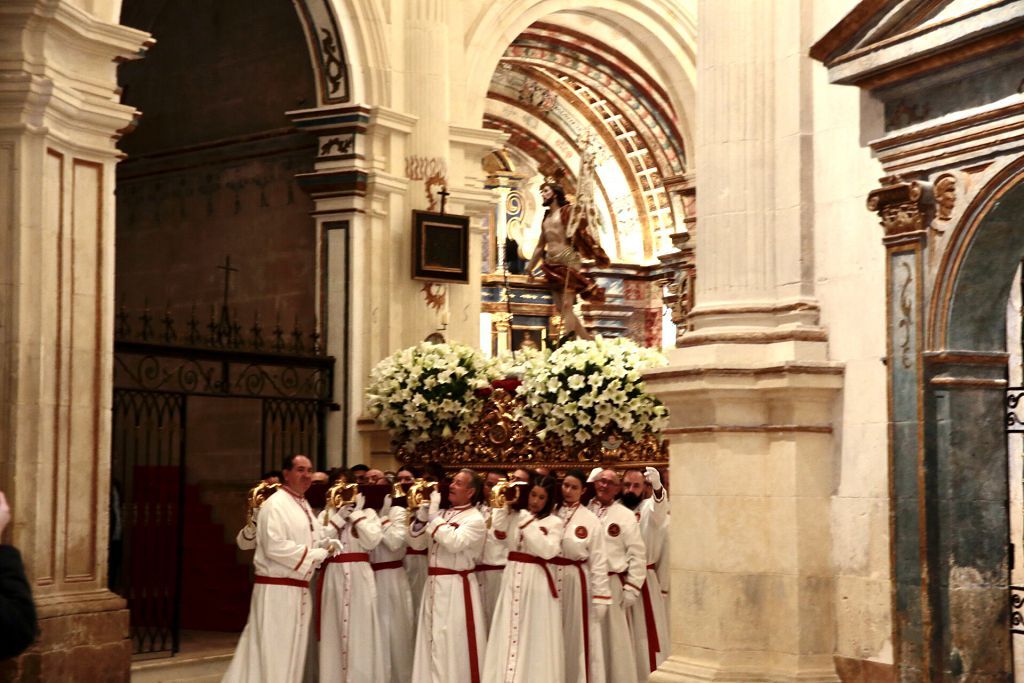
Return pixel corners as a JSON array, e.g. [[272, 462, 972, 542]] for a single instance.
[[866, 178, 933, 237], [397, 388, 668, 471], [934, 174, 956, 223]]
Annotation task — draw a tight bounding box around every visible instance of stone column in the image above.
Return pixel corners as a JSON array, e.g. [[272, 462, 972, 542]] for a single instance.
[[0, 1, 148, 679], [646, 1, 841, 681], [865, 178, 934, 679], [683, 0, 825, 364], [289, 103, 418, 465]]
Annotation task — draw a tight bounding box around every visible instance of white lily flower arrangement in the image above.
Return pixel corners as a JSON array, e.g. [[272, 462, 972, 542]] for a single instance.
[[366, 341, 491, 448], [486, 345, 548, 379], [517, 336, 669, 445]]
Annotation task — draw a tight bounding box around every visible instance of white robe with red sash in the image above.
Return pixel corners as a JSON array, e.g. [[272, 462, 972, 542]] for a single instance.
[[555, 503, 611, 683], [482, 508, 565, 683], [587, 500, 646, 683], [408, 503, 488, 683], [628, 493, 670, 679], [223, 487, 325, 683], [476, 503, 509, 630], [317, 506, 386, 683], [372, 505, 416, 683]]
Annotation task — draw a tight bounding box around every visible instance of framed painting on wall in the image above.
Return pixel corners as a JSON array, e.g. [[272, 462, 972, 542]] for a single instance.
[[412, 210, 470, 283]]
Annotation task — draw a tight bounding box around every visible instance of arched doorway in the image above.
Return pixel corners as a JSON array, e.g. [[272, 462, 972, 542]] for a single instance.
[[924, 164, 1024, 677], [112, 0, 351, 661]]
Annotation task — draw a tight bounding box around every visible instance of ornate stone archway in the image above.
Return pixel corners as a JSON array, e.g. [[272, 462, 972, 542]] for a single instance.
[[815, 3, 1024, 679]]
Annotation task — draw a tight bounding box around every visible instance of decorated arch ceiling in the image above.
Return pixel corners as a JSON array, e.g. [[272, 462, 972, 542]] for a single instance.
[[484, 14, 689, 265]]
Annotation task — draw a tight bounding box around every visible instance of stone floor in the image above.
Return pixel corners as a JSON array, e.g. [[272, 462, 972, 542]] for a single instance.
[[131, 631, 237, 682]]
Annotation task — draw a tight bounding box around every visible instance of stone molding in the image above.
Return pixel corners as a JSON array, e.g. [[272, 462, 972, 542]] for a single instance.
[[0, 1, 149, 153]]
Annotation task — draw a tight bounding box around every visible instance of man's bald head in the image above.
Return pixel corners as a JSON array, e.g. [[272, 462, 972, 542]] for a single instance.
[[594, 468, 621, 506], [366, 468, 386, 484]]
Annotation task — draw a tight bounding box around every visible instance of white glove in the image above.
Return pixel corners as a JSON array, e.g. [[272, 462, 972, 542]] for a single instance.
[[354, 493, 365, 511], [644, 466, 663, 492], [0, 491, 11, 537], [593, 603, 609, 621], [250, 506, 260, 525], [621, 584, 640, 609], [586, 467, 602, 484], [415, 502, 431, 523], [315, 537, 342, 555], [309, 547, 329, 568], [329, 505, 352, 527], [427, 490, 441, 518], [241, 521, 257, 538], [380, 494, 392, 515]]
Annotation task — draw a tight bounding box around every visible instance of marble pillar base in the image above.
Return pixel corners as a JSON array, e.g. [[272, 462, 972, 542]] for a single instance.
[[0, 590, 130, 682]]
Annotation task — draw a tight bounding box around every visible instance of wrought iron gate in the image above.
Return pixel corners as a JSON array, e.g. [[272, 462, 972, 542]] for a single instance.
[[111, 308, 333, 656]]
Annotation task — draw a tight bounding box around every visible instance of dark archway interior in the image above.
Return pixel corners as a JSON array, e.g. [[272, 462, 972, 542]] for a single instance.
[[922, 173, 1024, 676], [948, 179, 1024, 352], [113, 0, 321, 638]]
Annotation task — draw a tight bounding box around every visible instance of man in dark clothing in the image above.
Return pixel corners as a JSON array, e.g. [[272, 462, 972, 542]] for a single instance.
[[0, 490, 37, 660]]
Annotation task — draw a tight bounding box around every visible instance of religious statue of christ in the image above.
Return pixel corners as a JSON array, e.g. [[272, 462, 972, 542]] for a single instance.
[[525, 181, 610, 342]]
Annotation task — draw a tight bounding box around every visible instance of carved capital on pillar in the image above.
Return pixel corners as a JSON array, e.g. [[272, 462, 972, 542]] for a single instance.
[[866, 176, 934, 243], [659, 174, 696, 343]]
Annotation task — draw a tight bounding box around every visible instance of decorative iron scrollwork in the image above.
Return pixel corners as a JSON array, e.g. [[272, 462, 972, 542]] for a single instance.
[[115, 352, 331, 401]]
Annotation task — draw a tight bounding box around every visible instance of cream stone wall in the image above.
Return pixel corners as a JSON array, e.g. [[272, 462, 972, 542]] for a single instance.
[[810, 0, 893, 669], [0, 1, 149, 678]]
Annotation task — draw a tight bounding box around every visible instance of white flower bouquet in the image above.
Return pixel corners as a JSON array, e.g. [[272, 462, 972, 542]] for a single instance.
[[486, 346, 548, 380], [517, 336, 669, 445], [366, 341, 491, 448]]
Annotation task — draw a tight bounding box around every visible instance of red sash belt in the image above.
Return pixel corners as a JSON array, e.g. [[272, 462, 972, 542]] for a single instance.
[[614, 567, 661, 672], [254, 575, 309, 589], [428, 567, 481, 683], [371, 559, 404, 571], [316, 553, 371, 640], [507, 551, 558, 599], [549, 557, 585, 566], [324, 552, 370, 565], [474, 563, 505, 572], [406, 548, 428, 556], [551, 557, 591, 682]]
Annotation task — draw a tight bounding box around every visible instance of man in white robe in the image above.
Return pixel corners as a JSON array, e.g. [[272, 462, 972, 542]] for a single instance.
[[586, 469, 646, 683], [399, 467, 429, 616], [224, 455, 334, 683], [622, 467, 670, 679], [370, 472, 416, 683], [475, 471, 508, 630], [408, 469, 488, 683], [318, 490, 386, 682]]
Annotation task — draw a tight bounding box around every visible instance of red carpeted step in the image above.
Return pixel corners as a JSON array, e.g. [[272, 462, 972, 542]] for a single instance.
[[178, 484, 252, 631]]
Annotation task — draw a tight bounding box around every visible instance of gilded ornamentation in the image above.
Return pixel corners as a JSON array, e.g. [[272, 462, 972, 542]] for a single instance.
[[866, 178, 933, 237], [421, 282, 446, 311], [934, 174, 956, 226], [398, 388, 669, 470]]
